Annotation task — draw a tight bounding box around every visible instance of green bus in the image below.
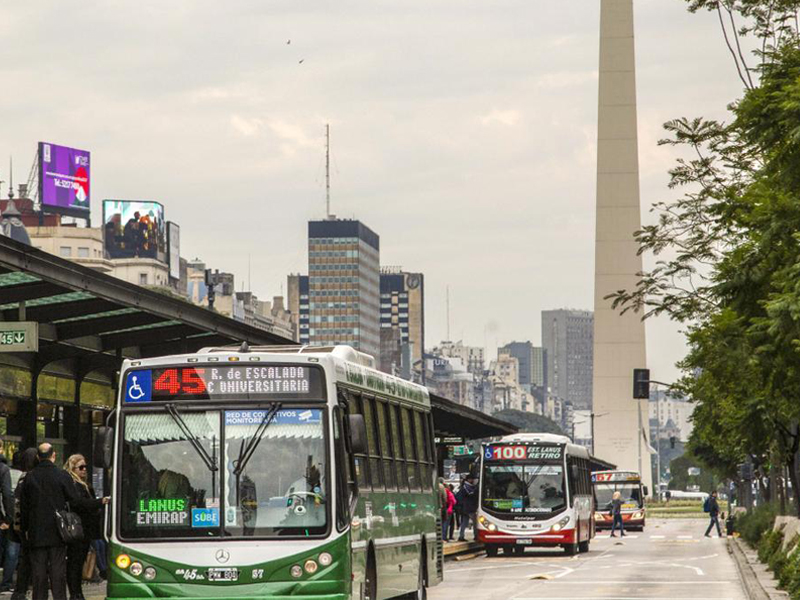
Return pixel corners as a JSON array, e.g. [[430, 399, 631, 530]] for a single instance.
[[96, 344, 443, 599]]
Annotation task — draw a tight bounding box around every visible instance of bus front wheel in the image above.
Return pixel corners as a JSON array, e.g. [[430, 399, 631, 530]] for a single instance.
[[563, 529, 579, 555], [485, 545, 498, 557]]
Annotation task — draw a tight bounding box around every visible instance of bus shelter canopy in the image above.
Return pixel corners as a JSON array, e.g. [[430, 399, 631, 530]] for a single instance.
[[0, 236, 294, 380], [429, 393, 517, 441]]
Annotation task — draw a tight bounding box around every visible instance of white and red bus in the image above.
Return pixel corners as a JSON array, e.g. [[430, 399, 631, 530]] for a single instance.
[[477, 433, 594, 556], [592, 470, 647, 531]]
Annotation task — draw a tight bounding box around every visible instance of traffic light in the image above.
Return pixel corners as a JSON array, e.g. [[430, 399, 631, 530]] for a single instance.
[[669, 436, 676, 449], [740, 462, 753, 481], [633, 368, 650, 399]]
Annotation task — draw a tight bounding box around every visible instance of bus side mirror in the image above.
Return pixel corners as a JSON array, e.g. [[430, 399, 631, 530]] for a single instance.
[[94, 426, 114, 469], [643, 485, 649, 497], [347, 415, 368, 455]]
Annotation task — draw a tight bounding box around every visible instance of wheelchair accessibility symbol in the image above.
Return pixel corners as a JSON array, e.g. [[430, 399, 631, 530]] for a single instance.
[[125, 370, 151, 403]]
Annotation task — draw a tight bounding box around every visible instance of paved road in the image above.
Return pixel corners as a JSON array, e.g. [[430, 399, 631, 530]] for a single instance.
[[431, 518, 746, 600]]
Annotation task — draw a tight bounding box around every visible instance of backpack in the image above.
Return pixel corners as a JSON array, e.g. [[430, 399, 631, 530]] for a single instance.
[[703, 497, 711, 513]]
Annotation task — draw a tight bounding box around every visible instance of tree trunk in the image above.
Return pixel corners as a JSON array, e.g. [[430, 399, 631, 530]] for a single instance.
[[787, 454, 800, 517]]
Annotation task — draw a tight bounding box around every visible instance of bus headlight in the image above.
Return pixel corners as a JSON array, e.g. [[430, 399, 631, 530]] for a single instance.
[[290, 565, 303, 578], [632, 511, 644, 520], [594, 512, 604, 521], [551, 516, 570, 532], [144, 567, 157, 580], [304, 559, 318, 574], [116, 554, 131, 569], [129, 562, 143, 576], [478, 515, 497, 532], [319, 552, 333, 567]]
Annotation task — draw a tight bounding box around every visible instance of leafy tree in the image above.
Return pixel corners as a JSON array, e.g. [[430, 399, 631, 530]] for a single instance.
[[491, 409, 564, 436]]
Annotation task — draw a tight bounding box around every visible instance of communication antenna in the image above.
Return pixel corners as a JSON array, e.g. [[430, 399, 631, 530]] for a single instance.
[[325, 124, 331, 219], [7, 157, 13, 199]]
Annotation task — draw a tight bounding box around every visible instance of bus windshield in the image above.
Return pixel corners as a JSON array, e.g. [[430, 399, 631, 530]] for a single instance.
[[595, 483, 642, 510], [119, 407, 328, 540], [482, 464, 566, 515]]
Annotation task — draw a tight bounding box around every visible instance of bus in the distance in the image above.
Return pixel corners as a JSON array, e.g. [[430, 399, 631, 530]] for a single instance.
[[592, 470, 647, 531], [477, 433, 594, 556], [95, 344, 442, 600]]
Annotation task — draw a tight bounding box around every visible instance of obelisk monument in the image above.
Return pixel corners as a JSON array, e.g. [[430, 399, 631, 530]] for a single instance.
[[592, 0, 651, 492]]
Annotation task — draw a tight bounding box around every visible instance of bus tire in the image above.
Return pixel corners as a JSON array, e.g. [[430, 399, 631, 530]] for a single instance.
[[364, 550, 377, 600], [578, 538, 590, 553], [512, 546, 525, 556], [485, 544, 498, 557]]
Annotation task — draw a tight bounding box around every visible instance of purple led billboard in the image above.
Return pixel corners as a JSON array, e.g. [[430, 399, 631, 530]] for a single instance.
[[38, 142, 91, 215]]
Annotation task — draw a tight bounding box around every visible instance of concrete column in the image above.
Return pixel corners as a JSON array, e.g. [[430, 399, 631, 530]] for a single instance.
[[592, 0, 652, 492]]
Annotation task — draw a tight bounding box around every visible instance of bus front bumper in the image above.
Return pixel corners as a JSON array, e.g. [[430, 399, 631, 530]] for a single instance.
[[106, 582, 348, 599], [478, 528, 576, 546], [594, 512, 645, 529]]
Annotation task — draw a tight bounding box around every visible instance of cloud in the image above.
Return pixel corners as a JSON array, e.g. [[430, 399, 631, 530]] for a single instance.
[[230, 115, 263, 137], [480, 109, 521, 127]]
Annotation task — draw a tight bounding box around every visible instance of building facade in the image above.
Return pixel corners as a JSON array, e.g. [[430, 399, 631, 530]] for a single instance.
[[307, 219, 380, 359], [541, 309, 594, 410], [379, 268, 424, 376], [434, 340, 485, 376], [499, 341, 547, 391]]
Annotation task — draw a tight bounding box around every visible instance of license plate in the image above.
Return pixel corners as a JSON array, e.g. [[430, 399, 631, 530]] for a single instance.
[[515, 538, 533, 545], [207, 568, 239, 582]]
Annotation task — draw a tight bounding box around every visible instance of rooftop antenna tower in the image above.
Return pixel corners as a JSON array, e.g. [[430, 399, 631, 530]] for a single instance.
[[8, 157, 13, 199], [325, 124, 332, 219]]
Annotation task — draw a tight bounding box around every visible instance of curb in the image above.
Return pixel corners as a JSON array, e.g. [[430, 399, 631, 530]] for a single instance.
[[444, 540, 483, 560], [728, 537, 771, 600]]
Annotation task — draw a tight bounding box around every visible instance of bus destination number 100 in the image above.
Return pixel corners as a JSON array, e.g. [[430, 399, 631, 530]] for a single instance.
[[486, 446, 527, 460]]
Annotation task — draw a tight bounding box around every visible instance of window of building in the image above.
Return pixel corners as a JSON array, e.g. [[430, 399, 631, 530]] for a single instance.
[[139, 273, 148, 285], [59, 246, 72, 257], [77, 247, 90, 258]]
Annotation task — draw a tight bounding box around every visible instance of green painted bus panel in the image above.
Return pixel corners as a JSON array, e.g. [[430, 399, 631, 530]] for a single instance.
[[348, 487, 440, 600], [107, 534, 351, 599]]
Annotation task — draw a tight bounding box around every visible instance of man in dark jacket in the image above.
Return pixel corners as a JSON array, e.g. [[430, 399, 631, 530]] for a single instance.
[[704, 491, 723, 537], [20, 444, 106, 600], [457, 476, 479, 541]]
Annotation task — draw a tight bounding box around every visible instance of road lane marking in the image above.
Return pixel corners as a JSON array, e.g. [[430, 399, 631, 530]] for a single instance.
[[650, 535, 665, 539], [677, 535, 693, 539]]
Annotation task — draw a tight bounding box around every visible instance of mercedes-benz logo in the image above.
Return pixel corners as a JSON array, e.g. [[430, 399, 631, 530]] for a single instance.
[[215, 549, 230, 564]]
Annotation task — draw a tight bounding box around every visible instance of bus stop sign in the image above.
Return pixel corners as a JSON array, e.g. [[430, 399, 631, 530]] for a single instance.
[[0, 322, 38, 352]]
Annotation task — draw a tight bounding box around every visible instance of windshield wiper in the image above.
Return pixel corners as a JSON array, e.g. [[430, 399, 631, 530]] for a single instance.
[[165, 404, 218, 472], [233, 402, 282, 477]]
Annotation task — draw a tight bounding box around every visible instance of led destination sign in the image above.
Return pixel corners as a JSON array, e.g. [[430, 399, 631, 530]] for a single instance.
[[484, 445, 563, 461], [124, 364, 324, 403]]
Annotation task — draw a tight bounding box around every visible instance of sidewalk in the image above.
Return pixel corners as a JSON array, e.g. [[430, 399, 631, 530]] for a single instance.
[[729, 536, 789, 600], [442, 529, 483, 559]]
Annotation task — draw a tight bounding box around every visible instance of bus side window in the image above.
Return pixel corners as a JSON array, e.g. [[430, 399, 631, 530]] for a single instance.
[[413, 411, 430, 491], [389, 405, 408, 492], [375, 400, 396, 491], [401, 407, 420, 492], [363, 396, 384, 491]]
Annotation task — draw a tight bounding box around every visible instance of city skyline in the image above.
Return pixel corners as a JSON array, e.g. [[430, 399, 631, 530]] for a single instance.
[[0, 1, 745, 384]]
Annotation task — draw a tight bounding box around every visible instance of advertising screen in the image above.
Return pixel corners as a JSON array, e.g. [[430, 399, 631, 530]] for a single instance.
[[103, 200, 165, 261], [38, 142, 90, 216], [167, 221, 180, 280]]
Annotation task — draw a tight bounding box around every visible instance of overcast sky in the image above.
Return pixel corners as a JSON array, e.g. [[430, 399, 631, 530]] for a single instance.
[[0, 1, 744, 383]]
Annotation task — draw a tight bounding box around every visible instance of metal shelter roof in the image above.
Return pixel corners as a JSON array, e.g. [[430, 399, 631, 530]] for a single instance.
[[0, 236, 294, 378], [430, 393, 517, 440]]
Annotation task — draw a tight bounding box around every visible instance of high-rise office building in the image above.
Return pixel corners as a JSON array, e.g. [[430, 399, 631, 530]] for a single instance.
[[531, 346, 547, 390], [499, 341, 546, 390], [541, 309, 594, 410], [379, 268, 425, 375], [306, 219, 380, 359]]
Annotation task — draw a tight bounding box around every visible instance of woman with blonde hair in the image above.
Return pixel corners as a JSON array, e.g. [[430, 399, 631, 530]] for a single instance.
[[63, 454, 100, 600], [610, 490, 625, 538]]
